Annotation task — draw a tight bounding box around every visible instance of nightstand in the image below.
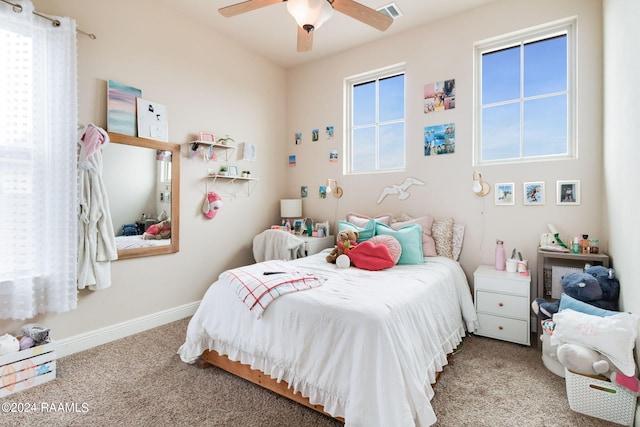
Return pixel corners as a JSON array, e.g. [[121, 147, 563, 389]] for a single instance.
[[473, 265, 531, 346], [299, 235, 334, 256]]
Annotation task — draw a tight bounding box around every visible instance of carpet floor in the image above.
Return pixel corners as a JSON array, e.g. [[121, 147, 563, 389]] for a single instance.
[[1, 317, 620, 426]]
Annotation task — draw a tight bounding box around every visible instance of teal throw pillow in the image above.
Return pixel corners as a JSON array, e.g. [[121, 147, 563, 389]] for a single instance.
[[338, 219, 375, 242], [375, 223, 424, 264], [558, 293, 618, 317]]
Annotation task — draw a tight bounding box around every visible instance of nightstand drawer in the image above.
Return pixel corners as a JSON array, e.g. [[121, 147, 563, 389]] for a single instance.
[[476, 313, 529, 344], [476, 291, 529, 319], [474, 274, 529, 297]]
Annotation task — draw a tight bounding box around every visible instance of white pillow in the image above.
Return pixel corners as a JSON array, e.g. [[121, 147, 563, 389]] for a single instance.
[[550, 309, 639, 376]]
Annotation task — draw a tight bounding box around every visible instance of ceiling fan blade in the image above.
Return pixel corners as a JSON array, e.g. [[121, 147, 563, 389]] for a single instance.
[[219, 0, 283, 17], [331, 0, 393, 31], [297, 26, 313, 52]]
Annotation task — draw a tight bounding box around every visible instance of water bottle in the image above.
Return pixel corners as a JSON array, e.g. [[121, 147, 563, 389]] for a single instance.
[[495, 239, 506, 271]]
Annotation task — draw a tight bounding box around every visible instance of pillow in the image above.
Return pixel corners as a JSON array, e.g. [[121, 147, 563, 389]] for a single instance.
[[348, 241, 395, 271], [338, 219, 375, 242], [432, 218, 455, 258], [346, 212, 393, 228], [391, 215, 436, 257], [550, 309, 639, 376], [368, 235, 402, 264], [375, 223, 424, 265], [558, 293, 618, 317], [452, 223, 465, 261]]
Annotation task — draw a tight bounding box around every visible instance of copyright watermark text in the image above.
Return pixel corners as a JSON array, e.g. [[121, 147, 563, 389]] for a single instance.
[[1, 401, 89, 413]]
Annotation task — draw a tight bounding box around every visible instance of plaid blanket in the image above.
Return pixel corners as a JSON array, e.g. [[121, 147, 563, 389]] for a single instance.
[[220, 260, 323, 318]]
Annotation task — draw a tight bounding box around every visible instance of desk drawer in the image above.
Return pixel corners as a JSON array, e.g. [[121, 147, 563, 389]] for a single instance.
[[476, 291, 528, 319], [476, 313, 529, 345]]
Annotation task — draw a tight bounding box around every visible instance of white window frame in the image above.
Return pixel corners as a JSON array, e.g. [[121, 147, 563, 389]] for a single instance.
[[344, 63, 406, 174], [473, 17, 577, 166]]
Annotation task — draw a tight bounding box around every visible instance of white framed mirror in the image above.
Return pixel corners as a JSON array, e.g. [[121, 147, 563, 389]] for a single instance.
[[104, 132, 180, 260]]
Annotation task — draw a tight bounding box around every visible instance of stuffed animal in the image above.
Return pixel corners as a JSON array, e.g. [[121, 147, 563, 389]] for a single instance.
[[20, 323, 51, 345], [532, 266, 619, 320], [556, 341, 640, 396], [0, 334, 19, 356], [142, 219, 171, 240], [326, 230, 358, 264]]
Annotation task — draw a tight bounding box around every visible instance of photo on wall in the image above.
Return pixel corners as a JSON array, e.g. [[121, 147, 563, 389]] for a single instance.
[[424, 79, 455, 114], [136, 98, 168, 142], [524, 181, 545, 205], [424, 123, 455, 156]]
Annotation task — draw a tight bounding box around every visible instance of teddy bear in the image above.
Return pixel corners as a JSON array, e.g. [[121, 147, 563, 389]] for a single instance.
[[326, 229, 358, 264], [531, 265, 620, 320]]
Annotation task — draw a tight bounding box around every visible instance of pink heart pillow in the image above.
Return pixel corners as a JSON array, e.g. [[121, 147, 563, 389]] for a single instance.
[[348, 240, 395, 271]]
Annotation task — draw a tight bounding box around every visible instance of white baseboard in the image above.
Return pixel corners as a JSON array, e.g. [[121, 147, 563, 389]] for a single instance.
[[55, 301, 200, 358]]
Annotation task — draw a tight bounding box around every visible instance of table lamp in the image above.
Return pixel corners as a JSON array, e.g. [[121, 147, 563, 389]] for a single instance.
[[280, 199, 302, 230]]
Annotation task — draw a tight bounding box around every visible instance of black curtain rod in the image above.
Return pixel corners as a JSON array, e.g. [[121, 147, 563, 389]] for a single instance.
[[1, 0, 96, 39]]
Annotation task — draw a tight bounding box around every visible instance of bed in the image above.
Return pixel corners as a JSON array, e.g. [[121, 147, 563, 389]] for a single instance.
[[178, 248, 478, 427], [114, 235, 171, 251]]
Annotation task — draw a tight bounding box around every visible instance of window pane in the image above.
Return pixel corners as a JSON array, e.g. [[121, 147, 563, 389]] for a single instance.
[[523, 94, 567, 156], [352, 126, 375, 171], [379, 75, 404, 122], [353, 81, 375, 126], [481, 103, 521, 161], [482, 46, 520, 104], [379, 122, 404, 169], [524, 35, 567, 97]]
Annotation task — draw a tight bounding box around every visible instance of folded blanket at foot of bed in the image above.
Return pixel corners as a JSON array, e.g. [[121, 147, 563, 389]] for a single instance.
[[220, 260, 323, 318]]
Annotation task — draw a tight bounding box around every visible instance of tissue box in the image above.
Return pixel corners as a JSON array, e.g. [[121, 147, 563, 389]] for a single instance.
[[0, 341, 56, 397], [565, 368, 637, 426]]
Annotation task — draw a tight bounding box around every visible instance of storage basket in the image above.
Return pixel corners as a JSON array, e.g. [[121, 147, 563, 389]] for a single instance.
[[0, 341, 56, 397], [565, 368, 637, 426]]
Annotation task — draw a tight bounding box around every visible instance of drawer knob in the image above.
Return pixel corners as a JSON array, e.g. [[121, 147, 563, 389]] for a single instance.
[[498, 326, 504, 330], [498, 302, 504, 307]]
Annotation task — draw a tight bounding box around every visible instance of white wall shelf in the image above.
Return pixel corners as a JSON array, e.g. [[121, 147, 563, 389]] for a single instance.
[[188, 140, 235, 161], [204, 174, 258, 198]]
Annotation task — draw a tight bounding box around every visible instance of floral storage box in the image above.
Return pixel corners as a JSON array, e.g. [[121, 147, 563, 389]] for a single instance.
[[565, 368, 637, 426], [0, 341, 56, 398]]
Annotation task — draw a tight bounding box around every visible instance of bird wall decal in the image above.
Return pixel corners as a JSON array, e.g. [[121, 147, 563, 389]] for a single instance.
[[377, 177, 426, 204]]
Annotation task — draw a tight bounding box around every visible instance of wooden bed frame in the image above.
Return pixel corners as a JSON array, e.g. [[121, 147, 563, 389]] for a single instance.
[[197, 348, 448, 423]]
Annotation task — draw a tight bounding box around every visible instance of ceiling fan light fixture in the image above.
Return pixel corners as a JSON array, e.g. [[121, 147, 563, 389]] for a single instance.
[[287, 0, 333, 31]]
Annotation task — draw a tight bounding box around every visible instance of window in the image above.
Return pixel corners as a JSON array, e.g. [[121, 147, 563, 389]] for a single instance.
[[345, 64, 405, 174], [474, 18, 576, 164], [0, 3, 78, 319]]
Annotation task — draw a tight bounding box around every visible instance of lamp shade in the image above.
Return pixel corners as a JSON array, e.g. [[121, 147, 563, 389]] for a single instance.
[[287, 0, 333, 31], [280, 199, 302, 218]]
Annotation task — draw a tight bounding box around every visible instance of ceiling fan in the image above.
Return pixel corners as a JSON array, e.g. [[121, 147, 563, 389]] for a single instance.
[[219, 0, 393, 52]]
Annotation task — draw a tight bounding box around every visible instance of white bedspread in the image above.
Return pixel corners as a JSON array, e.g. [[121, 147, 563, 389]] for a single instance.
[[178, 253, 478, 427], [115, 235, 171, 250]]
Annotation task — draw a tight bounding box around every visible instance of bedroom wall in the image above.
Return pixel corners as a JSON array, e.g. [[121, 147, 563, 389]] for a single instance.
[[285, 0, 604, 288], [602, 2, 640, 423], [0, 0, 287, 341]]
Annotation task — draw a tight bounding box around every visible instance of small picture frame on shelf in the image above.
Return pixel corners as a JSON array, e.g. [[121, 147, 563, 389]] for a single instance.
[[293, 219, 304, 235], [227, 164, 238, 177], [199, 132, 215, 143], [557, 180, 580, 205]]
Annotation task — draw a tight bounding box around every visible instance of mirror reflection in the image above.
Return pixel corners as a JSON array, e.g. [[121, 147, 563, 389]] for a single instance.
[[103, 132, 180, 260]]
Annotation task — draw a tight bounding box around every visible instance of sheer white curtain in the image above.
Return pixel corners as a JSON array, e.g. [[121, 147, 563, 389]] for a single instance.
[[0, 1, 78, 319]]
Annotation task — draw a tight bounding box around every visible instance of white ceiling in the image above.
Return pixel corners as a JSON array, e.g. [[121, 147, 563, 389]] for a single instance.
[[164, 0, 496, 69]]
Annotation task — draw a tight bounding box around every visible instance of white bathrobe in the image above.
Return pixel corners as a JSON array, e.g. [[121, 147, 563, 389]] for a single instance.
[[77, 124, 118, 290]]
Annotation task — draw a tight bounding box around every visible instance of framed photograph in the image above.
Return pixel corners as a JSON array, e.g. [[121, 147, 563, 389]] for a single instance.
[[293, 219, 304, 235], [495, 183, 515, 205], [199, 131, 215, 143], [523, 181, 545, 205], [227, 164, 238, 177], [557, 180, 580, 205]]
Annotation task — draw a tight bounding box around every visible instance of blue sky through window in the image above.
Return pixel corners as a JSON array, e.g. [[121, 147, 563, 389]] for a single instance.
[[351, 73, 404, 172], [480, 34, 568, 162]]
